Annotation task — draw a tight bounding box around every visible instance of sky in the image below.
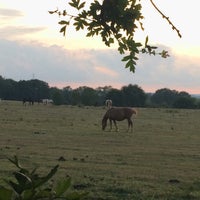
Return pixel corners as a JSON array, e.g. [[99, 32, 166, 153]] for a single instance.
[[0, 0, 200, 94]]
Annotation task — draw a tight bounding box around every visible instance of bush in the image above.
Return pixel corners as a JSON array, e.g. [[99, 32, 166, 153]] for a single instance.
[[0, 156, 87, 200]]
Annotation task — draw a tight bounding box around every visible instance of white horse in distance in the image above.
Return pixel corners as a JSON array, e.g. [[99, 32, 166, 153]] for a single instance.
[[105, 99, 112, 109]]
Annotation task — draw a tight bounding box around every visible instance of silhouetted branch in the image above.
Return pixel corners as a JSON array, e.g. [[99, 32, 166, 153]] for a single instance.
[[149, 0, 182, 38]]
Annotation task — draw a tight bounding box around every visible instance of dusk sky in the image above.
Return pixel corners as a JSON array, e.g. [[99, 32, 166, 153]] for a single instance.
[[0, 0, 200, 94]]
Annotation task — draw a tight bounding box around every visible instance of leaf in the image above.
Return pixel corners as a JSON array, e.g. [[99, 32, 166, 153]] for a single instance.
[[78, 2, 85, 10], [121, 55, 130, 62], [58, 20, 69, 25], [69, 0, 80, 9], [8, 155, 21, 169], [74, 20, 84, 31], [14, 172, 32, 188], [125, 60, 132, 69], [54, 178, 71, 197], [118, 47, 124, 54], [22, 190, 33, 200], [108, 38, 114, 44], [34, 188, 52, 199], [7, 156, 29, 175], [7, 180, 23, 194], [145, 36, 148, 47], [69, 0, 77, 8], [0, 187, 13, 200], [86, 31, 94, 37], [32, 165, 59, 188], [60, 26, 67, 36], [48, 9, 58, 14], [152, 46, 158, 49], [116, 33, 122, 39], [48, 11, 55, 14]]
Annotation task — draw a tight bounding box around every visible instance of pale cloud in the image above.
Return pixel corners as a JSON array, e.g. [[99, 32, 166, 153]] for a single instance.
[[0, 39, 199, 94], [0, 26, 46, 38], [0, 7, 46, 39], [0, 8, 23, 19], [95, 66, 119, 77], [174, 55, 200, 76]]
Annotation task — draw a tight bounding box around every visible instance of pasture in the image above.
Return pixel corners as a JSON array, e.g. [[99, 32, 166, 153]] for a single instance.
[[0, 101, 200, 199]]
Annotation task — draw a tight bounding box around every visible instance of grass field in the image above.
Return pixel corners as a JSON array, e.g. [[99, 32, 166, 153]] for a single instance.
[[0, 101, 200, 199]]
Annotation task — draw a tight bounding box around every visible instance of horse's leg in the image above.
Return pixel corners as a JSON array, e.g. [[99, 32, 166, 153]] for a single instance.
[[113, 120, 119, 132], [109, 119, 112, 131], [127, 118, 133, 132]]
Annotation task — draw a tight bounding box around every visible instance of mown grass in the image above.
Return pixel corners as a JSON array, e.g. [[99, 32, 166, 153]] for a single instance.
[[0, 101, 200, 199]]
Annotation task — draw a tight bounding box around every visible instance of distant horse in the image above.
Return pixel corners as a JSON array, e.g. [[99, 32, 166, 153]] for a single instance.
[[22, 97, 34, 106], [102, 107, 137, 132], [105, 99, 112, 109], [42, 99, 53, 105]]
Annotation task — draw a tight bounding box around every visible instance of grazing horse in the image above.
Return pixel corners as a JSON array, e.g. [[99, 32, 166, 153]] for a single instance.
[[105, 99, 112, 109], [102, 107, 137, 132]]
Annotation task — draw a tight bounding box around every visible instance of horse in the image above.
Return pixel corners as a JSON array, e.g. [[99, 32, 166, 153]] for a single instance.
[[105, 99, 112, 109], [102, 107, 137, 132], [22, 97, 34, 106], [42, 99, 53, 105]]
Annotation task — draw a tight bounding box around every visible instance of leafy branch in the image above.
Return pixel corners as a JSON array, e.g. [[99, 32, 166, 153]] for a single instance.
[[49, 0, 181, 72]]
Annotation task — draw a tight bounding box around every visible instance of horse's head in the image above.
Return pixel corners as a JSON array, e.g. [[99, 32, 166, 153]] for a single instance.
[[102, 117, 107, 130]]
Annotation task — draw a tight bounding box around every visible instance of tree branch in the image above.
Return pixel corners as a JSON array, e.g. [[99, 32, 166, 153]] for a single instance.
[[149, 0, 182, 38]]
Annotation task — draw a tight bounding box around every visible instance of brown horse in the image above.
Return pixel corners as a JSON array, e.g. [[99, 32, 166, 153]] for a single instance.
[[102, 107, 137, 132]]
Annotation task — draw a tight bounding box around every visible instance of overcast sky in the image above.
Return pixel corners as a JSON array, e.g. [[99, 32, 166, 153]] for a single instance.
[[0, 0, 200, 94]]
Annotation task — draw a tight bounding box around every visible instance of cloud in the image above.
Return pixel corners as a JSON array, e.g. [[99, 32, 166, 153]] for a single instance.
[[0, 26, 46, 38], [0, 8, 46, 39], [0, 8, 23, 19], [95, 66, 118, 77], [0, 39, 199, 94]]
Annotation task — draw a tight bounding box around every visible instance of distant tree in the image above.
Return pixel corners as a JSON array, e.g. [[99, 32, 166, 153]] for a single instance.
[[151, 88, 178, 107], [121, 84, 147, 107], [80, 86, 98, 106], [62, 86, 73, 104], [50, 87, 64, 105], [106, 88, 123, 106], [6, 79, 18, 100], [18, 79, 50, 101], [178, 91, 191, 99], [29, 79, 50, 100], [0, 77, 18, 100], [0, 76, 5, 98], [71, 87, 82, 105], [197, 99, 200, 109], [173, 96, 196, 109], [49, 0, 181, 72], [95, 86, 108, 106]]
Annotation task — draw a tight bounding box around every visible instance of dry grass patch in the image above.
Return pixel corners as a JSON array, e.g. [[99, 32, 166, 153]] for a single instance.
[[0, 101, 200, 199]]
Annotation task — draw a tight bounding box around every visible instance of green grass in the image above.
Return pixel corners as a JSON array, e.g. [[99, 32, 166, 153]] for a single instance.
[[0, 101, 200, 199]]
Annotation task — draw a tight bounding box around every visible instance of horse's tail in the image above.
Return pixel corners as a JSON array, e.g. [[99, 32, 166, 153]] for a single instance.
[[102, 113, 108, 130]]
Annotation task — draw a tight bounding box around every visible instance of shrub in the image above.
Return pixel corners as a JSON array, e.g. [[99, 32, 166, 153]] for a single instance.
[[0, 156, 87, 200]]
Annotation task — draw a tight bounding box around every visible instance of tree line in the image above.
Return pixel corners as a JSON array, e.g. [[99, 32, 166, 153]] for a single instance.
[[0, 76, 199, 109]]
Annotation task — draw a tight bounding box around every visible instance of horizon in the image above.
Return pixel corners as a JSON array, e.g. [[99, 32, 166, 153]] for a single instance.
[[1, 75, 199, 96]]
